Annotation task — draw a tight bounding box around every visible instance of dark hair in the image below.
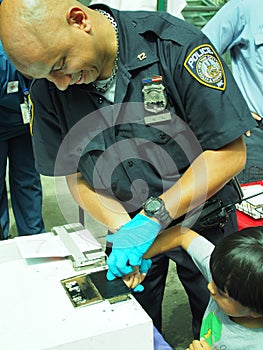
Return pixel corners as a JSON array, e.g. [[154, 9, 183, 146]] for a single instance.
[[210, 226, 263, 315]]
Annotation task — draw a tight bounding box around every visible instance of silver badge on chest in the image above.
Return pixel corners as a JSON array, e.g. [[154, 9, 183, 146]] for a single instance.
[[142, 75, 167, 114]]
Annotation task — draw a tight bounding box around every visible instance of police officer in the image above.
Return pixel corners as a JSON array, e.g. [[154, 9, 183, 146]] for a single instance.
[[0, 39, 45, 239], [203, 0, 263, 183], [0, 0, 256, 338]]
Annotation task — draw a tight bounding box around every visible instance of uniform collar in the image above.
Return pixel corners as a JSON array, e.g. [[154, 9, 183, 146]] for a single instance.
[[109, 7, 186, 71], [90, 4, 160, 71]]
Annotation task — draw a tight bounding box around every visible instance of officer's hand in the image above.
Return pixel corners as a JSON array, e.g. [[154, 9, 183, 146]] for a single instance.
[[106, 214, 161, 278]]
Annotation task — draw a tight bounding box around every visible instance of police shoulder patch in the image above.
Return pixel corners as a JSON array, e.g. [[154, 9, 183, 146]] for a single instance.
[[184, 44, 226, 91]]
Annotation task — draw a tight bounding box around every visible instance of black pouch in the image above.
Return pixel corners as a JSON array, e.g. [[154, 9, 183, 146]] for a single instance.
[[183, 177, 243, 231]]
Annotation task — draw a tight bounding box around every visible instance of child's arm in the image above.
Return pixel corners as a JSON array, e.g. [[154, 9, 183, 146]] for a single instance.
[[122, 226, 200, 290], [143, 225, 200, 259]]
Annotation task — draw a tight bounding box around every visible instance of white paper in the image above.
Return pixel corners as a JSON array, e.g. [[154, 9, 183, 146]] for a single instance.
[[15, 229, 102, 259]]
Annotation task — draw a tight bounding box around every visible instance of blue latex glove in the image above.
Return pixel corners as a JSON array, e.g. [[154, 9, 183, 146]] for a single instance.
[[106, 214, 161, 278], [106, 257, 152, 281], [107, 258, 152, 292], [132, 258, 152, 292]]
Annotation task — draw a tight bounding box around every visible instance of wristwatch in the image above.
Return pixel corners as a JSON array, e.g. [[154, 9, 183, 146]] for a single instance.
[[142, 196, 172, 229]]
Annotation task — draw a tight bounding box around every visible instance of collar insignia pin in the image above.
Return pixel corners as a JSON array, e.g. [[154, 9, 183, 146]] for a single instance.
[[137, 52, 147, 61]]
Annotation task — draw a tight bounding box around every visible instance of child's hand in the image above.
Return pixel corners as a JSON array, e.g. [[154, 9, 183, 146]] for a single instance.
[[186, 338, 211, 350], [122, 267, 146, 290], [122, 258, 151, 291]]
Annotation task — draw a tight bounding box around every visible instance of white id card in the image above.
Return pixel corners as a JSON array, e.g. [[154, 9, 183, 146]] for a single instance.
[[20, 103, 31, 124]]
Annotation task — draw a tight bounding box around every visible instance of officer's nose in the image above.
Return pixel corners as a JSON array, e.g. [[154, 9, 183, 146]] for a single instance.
[[47, 72, 72, 91]]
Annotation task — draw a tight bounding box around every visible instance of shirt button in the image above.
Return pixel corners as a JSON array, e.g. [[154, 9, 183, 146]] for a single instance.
[[159, 133, 166, 140], [77, 147, 83, 154], [132, 21, 137, 27], [127, 160, 134, 167], [98, 97, 103, 104]]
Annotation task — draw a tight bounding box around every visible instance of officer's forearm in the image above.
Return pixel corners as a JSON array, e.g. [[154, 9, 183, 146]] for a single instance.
[[160, 136, 246, 220], [66, 172, 130, 232]]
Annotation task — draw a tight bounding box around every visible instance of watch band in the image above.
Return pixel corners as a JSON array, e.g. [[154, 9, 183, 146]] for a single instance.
[[143, 197, 172, 229], [153, 204, 172, 229]]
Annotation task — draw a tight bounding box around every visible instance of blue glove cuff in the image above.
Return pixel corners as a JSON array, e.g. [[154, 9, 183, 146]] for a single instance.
[[107, 214, 161, 248]]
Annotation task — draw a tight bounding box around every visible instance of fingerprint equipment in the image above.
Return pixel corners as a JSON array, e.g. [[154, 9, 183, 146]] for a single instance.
[[61, 270, 131, 308]]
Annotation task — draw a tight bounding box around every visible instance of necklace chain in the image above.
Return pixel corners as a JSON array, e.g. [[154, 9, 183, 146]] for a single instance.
[[93, 9, 119, 93]]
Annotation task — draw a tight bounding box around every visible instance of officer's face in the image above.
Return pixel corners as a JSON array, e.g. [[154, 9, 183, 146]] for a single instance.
[[17, 25, 103, 91], [35, 25, 102, 91], [0, 5, 107, 91]]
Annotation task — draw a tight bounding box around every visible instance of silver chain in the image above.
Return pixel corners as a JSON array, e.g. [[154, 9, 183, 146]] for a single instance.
[[93, 9, 119, 93]]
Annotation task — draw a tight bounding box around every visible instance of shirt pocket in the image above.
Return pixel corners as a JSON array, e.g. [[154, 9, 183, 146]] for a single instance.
[[131, 115, 202, 182]]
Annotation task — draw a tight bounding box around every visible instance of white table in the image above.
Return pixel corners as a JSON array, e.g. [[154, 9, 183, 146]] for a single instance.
[[0, 231, 153, 350]]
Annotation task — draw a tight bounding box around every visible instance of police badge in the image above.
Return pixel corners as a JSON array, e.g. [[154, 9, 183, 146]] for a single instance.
[[142, 75, 167, 114]]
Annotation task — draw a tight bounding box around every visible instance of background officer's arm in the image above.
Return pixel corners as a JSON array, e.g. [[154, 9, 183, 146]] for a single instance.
[[66, 172, 130, 233]]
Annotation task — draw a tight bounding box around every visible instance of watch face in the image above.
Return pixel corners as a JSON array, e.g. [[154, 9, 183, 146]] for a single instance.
[[145, 198, 162, 214]]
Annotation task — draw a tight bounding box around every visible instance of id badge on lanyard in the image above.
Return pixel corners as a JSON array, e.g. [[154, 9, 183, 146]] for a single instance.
[[20, 88, 31, 124]]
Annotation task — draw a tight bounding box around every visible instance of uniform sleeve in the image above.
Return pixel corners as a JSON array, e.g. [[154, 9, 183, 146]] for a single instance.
[[31, 79, 88, 176], [0, 41, 25, 122], [187, 236, 214, 282], [30, 79, 65, 176], [168, 31, 257, 150], [202, 0, 246, 55], [0, 45, 7, 92]]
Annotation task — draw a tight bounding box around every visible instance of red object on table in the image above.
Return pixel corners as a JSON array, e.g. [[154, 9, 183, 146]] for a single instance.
[[236, 181, 263, 230]]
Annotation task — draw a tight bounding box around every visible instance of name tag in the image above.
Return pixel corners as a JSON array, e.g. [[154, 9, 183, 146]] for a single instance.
[[144, 112, 172, 125]]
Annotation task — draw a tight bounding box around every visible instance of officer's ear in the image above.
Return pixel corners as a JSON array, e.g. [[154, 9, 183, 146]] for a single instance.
[[66, 7, 91, 32]]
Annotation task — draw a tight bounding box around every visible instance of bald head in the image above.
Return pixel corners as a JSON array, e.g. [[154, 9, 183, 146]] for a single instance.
[[0, 0, 87, 75], [0, 0, 118, 89]]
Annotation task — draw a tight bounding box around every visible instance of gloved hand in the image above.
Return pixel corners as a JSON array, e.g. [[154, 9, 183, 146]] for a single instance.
[[107, 258, 152, 292], [132, 258, 152, 292], [106, 214, 161, 278]]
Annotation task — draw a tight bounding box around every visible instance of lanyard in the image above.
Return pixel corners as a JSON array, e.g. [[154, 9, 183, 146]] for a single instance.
[[18, 75, 32, 126]]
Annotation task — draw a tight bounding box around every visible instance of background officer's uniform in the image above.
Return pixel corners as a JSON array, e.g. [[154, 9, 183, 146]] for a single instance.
[[0, 41, 45, 239], [203, 0, 263, 183], [29, 6, 256, 337]]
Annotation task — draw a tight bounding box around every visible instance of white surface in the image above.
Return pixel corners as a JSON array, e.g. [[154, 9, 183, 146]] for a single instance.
[[15, 229, 101, 258], [0, 239, 153, 350], [236, 184, 263, 219]]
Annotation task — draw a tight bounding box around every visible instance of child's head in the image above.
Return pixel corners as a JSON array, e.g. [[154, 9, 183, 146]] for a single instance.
[[210, 226, 263, 316]]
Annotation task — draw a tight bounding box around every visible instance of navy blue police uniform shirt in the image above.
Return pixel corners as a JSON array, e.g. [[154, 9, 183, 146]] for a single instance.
[[0, 41, 31, 141], [30, 6, 256, 212]]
